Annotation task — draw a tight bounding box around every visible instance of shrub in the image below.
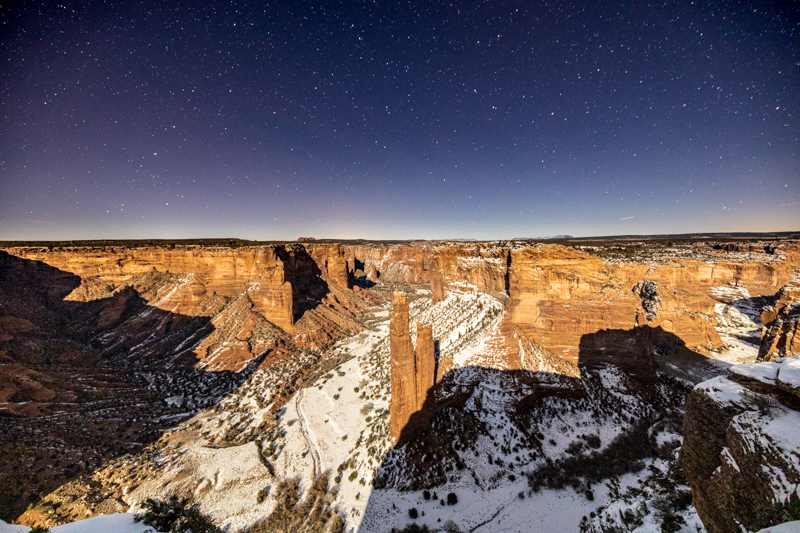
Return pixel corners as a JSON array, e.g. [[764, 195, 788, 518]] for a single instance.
[[585, 434, 601, 449], [248, 473, 342, 533], [134, 494, 220, 533], [408, 507, 418, 519], [442, 519, 462, 532], [446, 493, 458, 505], [329, 514, 346, 533], [392, 525, 431, 533]]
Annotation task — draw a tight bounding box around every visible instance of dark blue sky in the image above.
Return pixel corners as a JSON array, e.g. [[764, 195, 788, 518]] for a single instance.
[[1, 1, 798, 240]]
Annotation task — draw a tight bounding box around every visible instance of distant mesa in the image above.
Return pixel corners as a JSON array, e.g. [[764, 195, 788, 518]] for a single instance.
[[297, 237, 316, 242], [512, 235, 574, 240]]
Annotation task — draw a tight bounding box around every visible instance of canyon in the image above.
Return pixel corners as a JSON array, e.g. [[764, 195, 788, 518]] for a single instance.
[[1, 236, 799, 533]]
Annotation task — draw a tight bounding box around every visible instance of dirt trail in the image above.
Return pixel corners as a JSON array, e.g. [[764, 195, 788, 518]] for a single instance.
[[295, 388, 322, 477]]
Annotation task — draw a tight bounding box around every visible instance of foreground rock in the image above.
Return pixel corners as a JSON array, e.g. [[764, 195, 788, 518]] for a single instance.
[[680, 356, 800, 532]]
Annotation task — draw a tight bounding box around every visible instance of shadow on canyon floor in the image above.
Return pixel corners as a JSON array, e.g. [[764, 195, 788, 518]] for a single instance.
[[0, 251, 268, 521], [359, 325, 707, 532]]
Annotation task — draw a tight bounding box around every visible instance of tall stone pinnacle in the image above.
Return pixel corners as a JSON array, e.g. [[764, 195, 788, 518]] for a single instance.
[[389, 291, 437, 441], [414, 322, 435, 411]]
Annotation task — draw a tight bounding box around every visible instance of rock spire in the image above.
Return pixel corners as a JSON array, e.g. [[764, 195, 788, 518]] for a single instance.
[[389, 291, 437, 440]]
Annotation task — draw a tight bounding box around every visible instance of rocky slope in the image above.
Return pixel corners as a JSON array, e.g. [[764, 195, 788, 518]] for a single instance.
[[0, 244, 369, 523], [680, 356, 800, 532]]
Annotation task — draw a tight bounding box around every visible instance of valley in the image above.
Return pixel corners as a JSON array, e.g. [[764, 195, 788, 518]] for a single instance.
[[1, 236, 798, 533]]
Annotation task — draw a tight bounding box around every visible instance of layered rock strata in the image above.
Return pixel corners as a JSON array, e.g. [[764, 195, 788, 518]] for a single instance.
[[758, 279, 800, 362], [430, 241, 799, 365], [6, 246, 297, 331], [414, 322, 436, 411], [344, 242, 432, 284], [680, 356, 800, 533], [389, 292, 437, 440]]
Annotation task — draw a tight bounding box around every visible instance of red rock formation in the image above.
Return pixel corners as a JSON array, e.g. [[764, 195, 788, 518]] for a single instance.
[[96, 286, 142, 330], [429, 242, 798, 365], [390, 291, 416, 440], [758, 279, 800, 361], [343, 243, 432, 284], [430, 243, 508, 303], [6, 246, 297, 332], [2, 244, 371, 360], [389, 292, 438, 440], [305, 243, 350, 289], [680, 358, 800, 532], [414, 322, 435, 411]]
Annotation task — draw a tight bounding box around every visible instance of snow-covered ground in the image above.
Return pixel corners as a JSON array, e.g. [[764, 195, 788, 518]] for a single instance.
[[0, 514, 152, 533], [709, 284, 765, 365], [17, 284, 718, 533]]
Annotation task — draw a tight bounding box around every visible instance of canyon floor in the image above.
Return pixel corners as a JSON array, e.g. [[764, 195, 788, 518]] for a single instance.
[[1, 236, 798, 533]]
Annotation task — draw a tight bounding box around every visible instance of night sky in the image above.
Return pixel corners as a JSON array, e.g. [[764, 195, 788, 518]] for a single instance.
[[1, 1, 798, 241]]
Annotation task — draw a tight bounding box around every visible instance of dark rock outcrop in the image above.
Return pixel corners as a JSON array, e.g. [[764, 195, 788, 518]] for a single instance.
[[680, 358, 800, 533]]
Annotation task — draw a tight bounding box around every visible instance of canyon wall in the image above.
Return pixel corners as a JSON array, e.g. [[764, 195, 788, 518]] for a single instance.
[[6, 246, 296, 331], [5, 244, 356, 335], [343, 242, 432, 283], [430, 241, 799, 365]]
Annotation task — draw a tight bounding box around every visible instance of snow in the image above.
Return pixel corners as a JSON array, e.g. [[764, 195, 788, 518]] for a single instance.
[[0, 521, 30, 533], [359, 481, 607, 533], [709, 284, 763, 365], [0, 513, 155, 533], [695, 376, 748, 407], [729, 362, 781, 384], [757, 520, 800, 532], [126, 439, 273, 531], [728, 405, 800, 504], [777, 356, 800, 389]]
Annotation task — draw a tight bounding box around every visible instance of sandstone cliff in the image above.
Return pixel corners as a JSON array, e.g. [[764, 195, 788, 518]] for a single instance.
[[429, 241, 799, 365], [758, 279, 800, 362], [8, 246, 297, 331], [344, 242, 432, 284], [390, 292, 416, 440], [4, 244, 368, 354], [680, 357, 800, 532]]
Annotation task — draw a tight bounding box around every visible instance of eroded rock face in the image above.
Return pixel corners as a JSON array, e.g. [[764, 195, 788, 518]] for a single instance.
[[8, 246, 298, 331], [389, 292, 437, 441], [680, 358, 800, 533], [415, 322, 435, 411], [390, 291, 416, 440], [306, 243, 350, 290], [758, 279, 800, 362], [343, 243, 432, 284], [429, 241, 798, 365]]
